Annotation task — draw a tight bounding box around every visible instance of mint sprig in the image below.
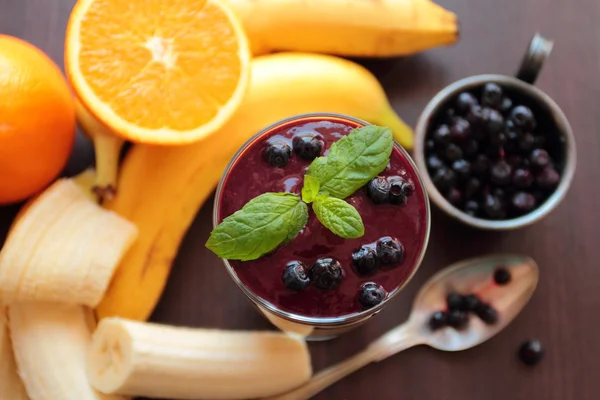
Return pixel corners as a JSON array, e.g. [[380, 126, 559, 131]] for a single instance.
[[206, 193, 308, 261], [306, 125, 393, 199], [313, 195, 364, 239], [206, 125, 394, 261]]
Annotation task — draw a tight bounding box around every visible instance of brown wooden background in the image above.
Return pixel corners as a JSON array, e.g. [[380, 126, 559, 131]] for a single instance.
[[1, 0, 599, 399]]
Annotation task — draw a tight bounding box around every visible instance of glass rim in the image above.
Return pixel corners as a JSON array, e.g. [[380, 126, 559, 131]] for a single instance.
[[212, 112, 432, 327]]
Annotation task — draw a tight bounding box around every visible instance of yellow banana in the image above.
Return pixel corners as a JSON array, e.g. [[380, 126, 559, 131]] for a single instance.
[[227, 0, 459, 57], [96, 52, 414, 321]]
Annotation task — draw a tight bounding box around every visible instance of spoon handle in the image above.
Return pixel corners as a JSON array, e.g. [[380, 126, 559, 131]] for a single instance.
[[264, 323, 420, 400]]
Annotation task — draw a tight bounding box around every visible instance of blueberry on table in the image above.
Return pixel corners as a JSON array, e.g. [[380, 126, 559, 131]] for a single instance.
[[463, 294, 482, 311], [309, 258, 344, 291], [481, 83, 503, 109], [292, 134, 324, 161], [366, 177, 391, 204], [490, 160, 512, 186], [450, 118, 471, 141], [510, 105, 536, 131], [447, 309, 469, 330], [428, 311, 448, 331], [452, 159, 471, 179], [500, 97, 513, 114], [389, 180, 408, 206], [357, 282, 386, 310], [512, 192, 536, 214], [351, 246, 378, 276], [483, 194, 506, 219], [445, 143, 463, 162], [433, 124, 452, 146], [475, 303, 499, 324], [446, 292, 465, 310], [376, 237, 405, 268], [427, 154, 445, 171], [281, 261, 310, 291], [529, 148, 550, 169], [464, 200, 480, 216], [456, 92, 479, 114], [263, 141, 292, 168], [432, 167, 457, 193], [493, 267, 511, 285], [518, 339, 544, 366], [445, 188, 462, 206], [536, 167, 560, 190], [513, 168, 534, 188]]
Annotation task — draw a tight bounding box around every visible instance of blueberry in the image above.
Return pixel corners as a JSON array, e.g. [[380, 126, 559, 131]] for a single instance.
[[493, 188, 507, 201], [357, 282, 386, 310], [433, 124, 452, 146], [452, 159, 471, 180], [491, 161, 512, 186], [401, 180, 415, 197], [450, 118, 471, 141], [467, 105, 487, 136], [506, 129, 520, 142], [426, 139, 436, 152], [292, 134, 324, 161], [500, 97, 513, 114], [512, 192, 536, 214], [446, 292, 465, 310], [445, 143, 463, 162], [518, 340, 544, 366], [518, 133, 535, 151], [483, 194, 506, 219], [432, 167, 457, 193], [475, 303, 499, 325], [447, 310, 469, 330], [463, 294, 483, 311], [464, 177, 482, 198], [464, 200, 480, 216], [281, 261, 310, 291], [376, 237, 404, 268], [309, 258, 343, 291], [389, 180, 407, 206], [483, 108, 505, 135], [529, 149, 550, 169], [456, 92, 479, 114], [507, 155, 526, 168], [472, 155, 491, 177], [536, 167, 560, 190], [513, 168, 534, 188], [489, 131, 507, 147], [534, 135, 547, 148], [351, 246, 378, 276], [428, 311, 448, 331], [445, 188, 462, 205], [366, 177, 391, 204], [264, 141, 292, 168], [481, 83, 503, 109], [445, 108, 457, 123], [510, 105, 536, 131], [427, 155, 445, 171], [493, 267, 511, 285], [462, 140, 479, 157]]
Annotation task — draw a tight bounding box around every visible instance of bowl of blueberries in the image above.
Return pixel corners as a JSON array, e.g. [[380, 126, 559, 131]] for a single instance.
[[414, 34, 576, 230]]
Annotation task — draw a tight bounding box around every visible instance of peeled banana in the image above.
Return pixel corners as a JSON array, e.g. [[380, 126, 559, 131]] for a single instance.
[[96, 52, 413, 321], [0, 179, 138, 307], [227, 0, 459, 57], [88, 317, 312, 399], [8, 302, 127, 400], [0, 308, 28, 400]]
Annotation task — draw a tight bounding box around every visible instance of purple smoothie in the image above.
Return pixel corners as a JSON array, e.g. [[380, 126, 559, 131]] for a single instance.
[[217, 116, 429, 318]]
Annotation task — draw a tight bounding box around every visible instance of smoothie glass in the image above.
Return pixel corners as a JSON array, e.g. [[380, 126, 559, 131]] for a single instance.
[[213, 113, 431, 340]]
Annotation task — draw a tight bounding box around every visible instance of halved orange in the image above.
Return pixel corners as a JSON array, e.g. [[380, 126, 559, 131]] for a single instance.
[[65, 0, 251, 145]]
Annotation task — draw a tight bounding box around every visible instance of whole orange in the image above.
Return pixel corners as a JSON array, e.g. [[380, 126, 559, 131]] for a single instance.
[[0, 35, 76, 205]]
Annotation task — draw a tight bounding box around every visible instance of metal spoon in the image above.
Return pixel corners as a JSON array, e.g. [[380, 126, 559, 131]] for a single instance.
[[265, 254, 539, 400]]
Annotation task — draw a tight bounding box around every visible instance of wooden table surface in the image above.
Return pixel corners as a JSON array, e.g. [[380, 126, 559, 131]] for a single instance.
[[1, 1, 599, 399]]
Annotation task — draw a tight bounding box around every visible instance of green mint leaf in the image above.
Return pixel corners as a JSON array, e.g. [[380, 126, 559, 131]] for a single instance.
[[301, 175, 320, 203], [206, 193, 308, 261], [306, 125, 393, 199], [312, 194, 364, 239]]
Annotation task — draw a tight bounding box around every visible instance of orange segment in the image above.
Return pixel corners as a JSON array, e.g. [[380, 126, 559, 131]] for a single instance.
[[65, 0, 251, 145]]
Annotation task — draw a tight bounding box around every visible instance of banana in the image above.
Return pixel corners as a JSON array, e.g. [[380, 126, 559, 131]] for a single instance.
[[96, 52, 413, 321], [0, 308, 29, 400], [88, 317, 312, 399], [227, 0, 459, 57], [0, 179, 138, 307], [8, 302, 127, 400]]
